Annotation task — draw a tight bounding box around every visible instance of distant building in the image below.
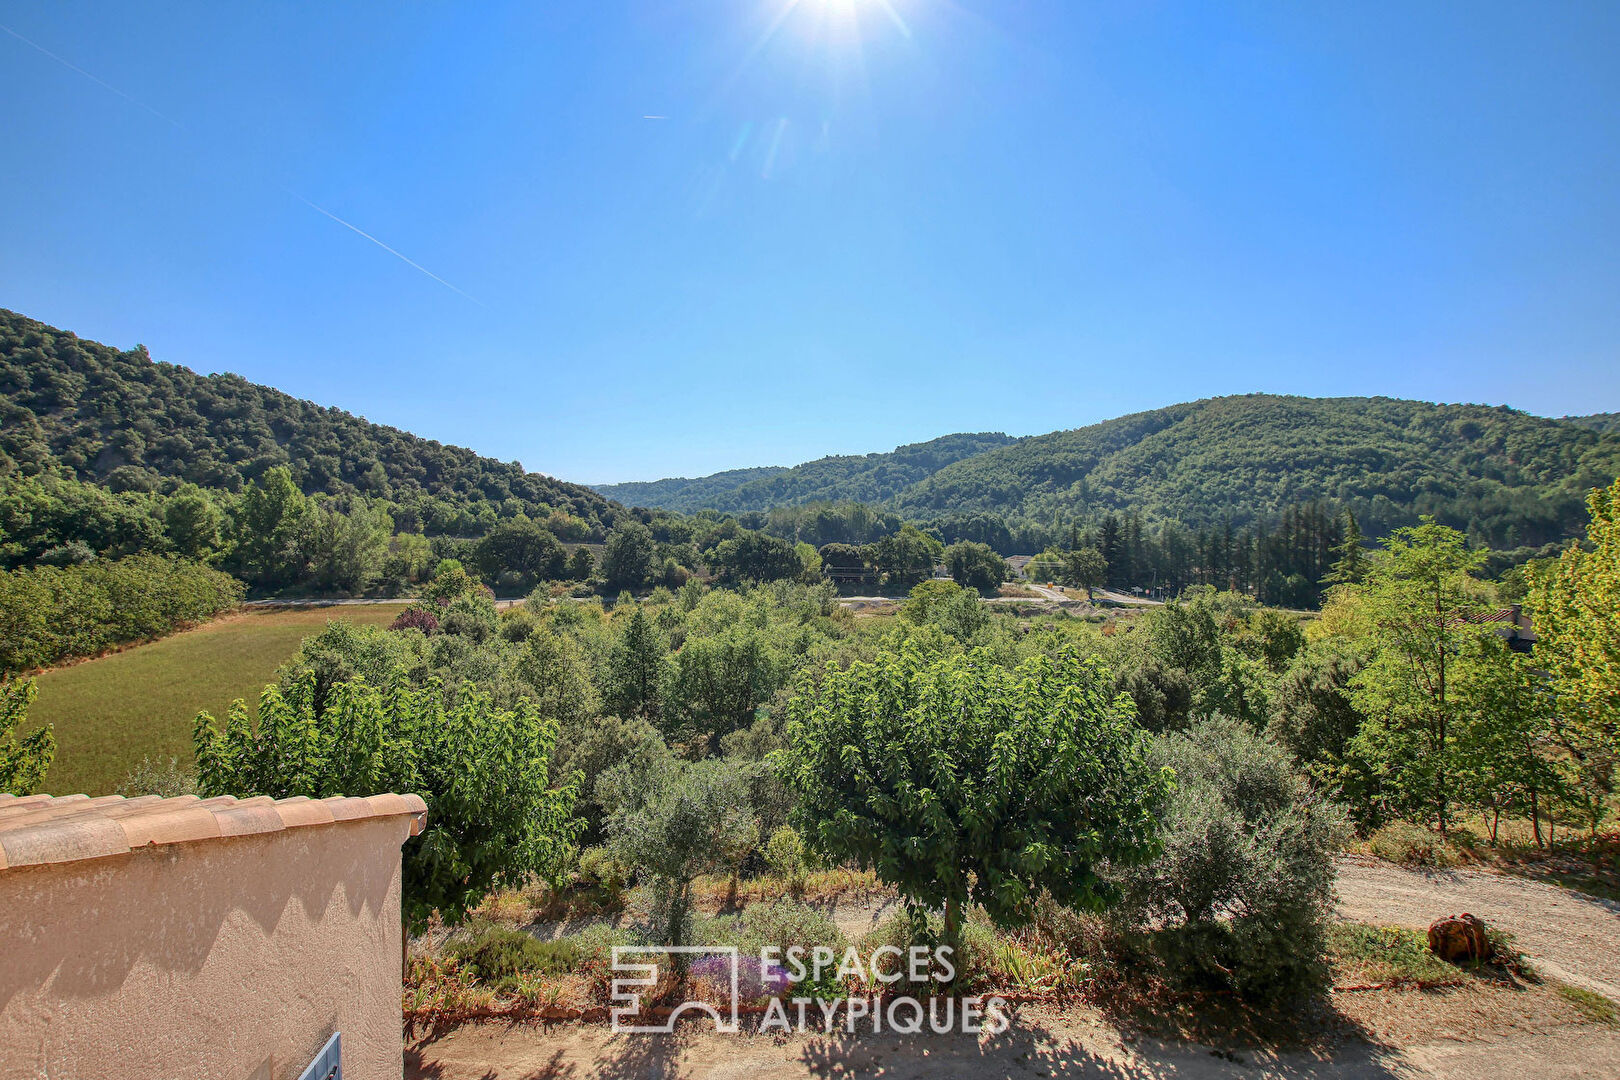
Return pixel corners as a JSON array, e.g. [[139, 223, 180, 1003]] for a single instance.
[[1005, 555, 1036, 580], [1, 790, 426, 1079], [1460, 604, 1538, 653]]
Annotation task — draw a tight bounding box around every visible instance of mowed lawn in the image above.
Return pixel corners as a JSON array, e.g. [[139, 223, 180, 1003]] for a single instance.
[[26, 604, 407, 797]]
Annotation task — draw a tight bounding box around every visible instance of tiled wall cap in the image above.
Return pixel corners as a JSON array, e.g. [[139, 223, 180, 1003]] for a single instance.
[[0, 790, 428, 871]]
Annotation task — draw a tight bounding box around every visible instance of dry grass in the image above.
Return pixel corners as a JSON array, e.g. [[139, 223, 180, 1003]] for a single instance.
[[26, 604, 408, 796]]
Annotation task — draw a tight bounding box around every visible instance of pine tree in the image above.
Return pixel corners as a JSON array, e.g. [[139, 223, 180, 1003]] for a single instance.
[[1324, 511, 1370, 585]]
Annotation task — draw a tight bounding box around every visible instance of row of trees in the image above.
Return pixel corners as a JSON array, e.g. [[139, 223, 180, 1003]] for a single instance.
[[0, 554, 242, 674]]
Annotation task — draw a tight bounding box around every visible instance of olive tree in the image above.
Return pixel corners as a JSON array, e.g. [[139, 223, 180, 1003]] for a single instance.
[[604, 757, 756, 960], [777, 641, 1169, 958], [1112, 717, 1348, 1001]]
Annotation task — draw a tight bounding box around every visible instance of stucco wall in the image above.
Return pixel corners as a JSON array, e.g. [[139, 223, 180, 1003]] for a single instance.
[[0, 815, 408, 1080]]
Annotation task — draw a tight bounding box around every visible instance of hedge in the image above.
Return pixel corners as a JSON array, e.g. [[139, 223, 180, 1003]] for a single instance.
[[0, 554, 243, 674]]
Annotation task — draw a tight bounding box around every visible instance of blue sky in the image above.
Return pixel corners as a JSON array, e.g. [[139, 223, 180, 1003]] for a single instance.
[[2, 2, 1617, 484]]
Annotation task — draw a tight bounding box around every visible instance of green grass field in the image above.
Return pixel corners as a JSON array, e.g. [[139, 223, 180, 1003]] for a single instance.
[[25, 604, 407, 797]]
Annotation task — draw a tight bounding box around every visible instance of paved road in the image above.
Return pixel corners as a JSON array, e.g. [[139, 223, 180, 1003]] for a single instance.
[[242, 597, 523, 608]]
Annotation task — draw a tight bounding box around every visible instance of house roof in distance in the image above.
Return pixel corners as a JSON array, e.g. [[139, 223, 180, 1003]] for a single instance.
[[0, 791, 427, 872]]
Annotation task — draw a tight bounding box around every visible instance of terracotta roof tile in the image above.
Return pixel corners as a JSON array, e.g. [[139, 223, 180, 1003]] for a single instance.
[[0, 791, 427, 871]]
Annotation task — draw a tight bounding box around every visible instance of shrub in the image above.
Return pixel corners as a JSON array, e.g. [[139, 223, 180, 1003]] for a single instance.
[[440, 593, 499, 643], [389, 604, 440, 634], [859, 908, 1000, 990], [1327, 923, 1463, 987], [736, 898, 846, 960], [762, 824, 812, 891], [449, 923, 580, 988], [1112, 716, 1349, 1002], [577, 844, 629, 896], [1366, 820, 1471, 868], [115, 756, 197, 797]]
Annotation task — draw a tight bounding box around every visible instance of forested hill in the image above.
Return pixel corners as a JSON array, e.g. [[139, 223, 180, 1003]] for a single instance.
[[0, 310, 621, 534], [593, 431, 1020, 513], [1565, 413, 1620, 435], [607, 395, 1620, 549]]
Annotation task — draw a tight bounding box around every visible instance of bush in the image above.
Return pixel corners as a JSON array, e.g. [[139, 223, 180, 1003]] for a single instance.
[[577, 844, 629, 896], [762, 824, 812, 891], [860, 908, 999, 991], [389, 604, 440, 634], [1367, 820, 1467, 868], [736, 898, 846, 960], [1112, 716, 1349, 1002], [115, 756, 197, 797], [449, 923, 581, 988]]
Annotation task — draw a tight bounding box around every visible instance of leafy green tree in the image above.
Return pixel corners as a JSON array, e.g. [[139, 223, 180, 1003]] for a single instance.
[[473, 518, 567, 588], [421, 561, 484, 606], [228, 466, 315, 588], [605, 757, 756, 958], [778, 641, 1169, 957], [871, 525, 944, 587], [602, 521, 656, 590], [306, 498, 393, 593], [664, 626, 782, 748], [1453, 636, 1568, 844], [901, 579, 963, 622], [1, 678, 52, 795], [902, 580, 987, 643], [194, 676, 581, 931], [602, 605, 670, 723], [163, 487, 224, 562], [943, 540, 1007, 593], [1026, 548, 1066, 583], [1528, 478, 1620, 839], [1064, 546, 1107, 597], [1268, 639, 1372, 813], [708, 531, 802, 584], [568, 545, 595, 581], [1345, 519, 1489, 833]]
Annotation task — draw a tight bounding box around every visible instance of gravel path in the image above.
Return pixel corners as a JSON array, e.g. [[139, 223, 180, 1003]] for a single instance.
[[1335, 854, 1620, 998]]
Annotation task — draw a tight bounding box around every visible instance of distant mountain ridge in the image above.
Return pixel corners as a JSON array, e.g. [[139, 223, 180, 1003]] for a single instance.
[[597, 394, 1620, 549], [594, 432, 1020, 514]]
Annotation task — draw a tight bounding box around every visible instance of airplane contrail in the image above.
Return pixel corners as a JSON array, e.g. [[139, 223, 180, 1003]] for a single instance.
[[287, 193, 485, 306], [0, 21, 182, 127], [1, 20, 483, 305]]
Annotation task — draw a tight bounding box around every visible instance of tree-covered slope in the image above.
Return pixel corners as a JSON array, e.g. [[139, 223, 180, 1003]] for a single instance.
[[592, 466, 788, 513], [0, 310, 620, 532], [1564, 413, 1620, 435], [893, 395, 1620, 546], [594, 431, 1019, 513]]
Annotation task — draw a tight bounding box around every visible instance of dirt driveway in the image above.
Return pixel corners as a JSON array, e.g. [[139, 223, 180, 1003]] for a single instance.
[[406, 1001, 1620, 1080], [409, 859, 1620, 1079], [1335, 854, 1620, 999]]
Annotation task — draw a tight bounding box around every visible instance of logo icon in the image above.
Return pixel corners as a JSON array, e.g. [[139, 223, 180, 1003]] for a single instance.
[[610, 946, 741, 1033]]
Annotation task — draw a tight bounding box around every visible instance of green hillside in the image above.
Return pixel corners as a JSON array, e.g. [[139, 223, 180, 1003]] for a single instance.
[[605, 395, 1620, 549], [0, 310, 621, 534], [895, 396, 1620, 544], [1565, 413, 1620, 435], [594, 432, 1019, 513], [593, 465, 789, 513]]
